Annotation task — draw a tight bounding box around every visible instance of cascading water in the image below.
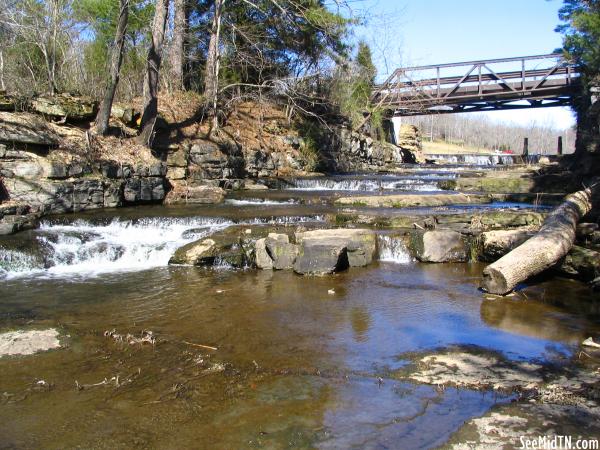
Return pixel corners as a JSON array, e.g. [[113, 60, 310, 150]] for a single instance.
[[0, 215, 325, 279], [425, 154, 541, 166], [377, 235, 413, 264], [289, 178, 442, 192]]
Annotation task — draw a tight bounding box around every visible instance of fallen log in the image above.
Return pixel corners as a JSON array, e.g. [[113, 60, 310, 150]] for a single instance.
[[481, 187, 594, 295]]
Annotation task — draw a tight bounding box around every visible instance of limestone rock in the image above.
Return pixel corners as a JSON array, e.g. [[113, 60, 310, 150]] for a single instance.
[[412, 230, 468, 263], [265, 233, 298, 270], [164, 183, 225, 204], [480, 229, 534, 262], [30, 94, 97, 120], [295, 228, 377, 267], [557, 245, 600, 281], [169, 239, 217, 265], [255, 238, 273, 269], [110, 103, 139, 126], [293, 241, 349, 275], [0, 112, 59, 147]]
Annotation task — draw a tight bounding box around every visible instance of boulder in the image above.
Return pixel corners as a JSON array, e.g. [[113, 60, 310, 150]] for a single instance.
[[30, 94, 97, 120], [557, 246, 600, 281], [110, 103, 139, 126], [295, 228, 377, 267], [480, 229, 534, 262], [169, 239, 218, 265], [0, 112, 59, 147], [265, 233, 298, 270], [412, 230, 469, 263], [293, 241, 349, 275], [255, 238, 273, 269], [164, 182, 225, 204]]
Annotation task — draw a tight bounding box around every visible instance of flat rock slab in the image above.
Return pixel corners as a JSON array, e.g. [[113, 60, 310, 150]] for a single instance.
[[30, 94, 97, 120], [335, 193, 491, 208], [405, 351, 544, 391], [0, 112, 59, 147], [0, 329, 61, 357]]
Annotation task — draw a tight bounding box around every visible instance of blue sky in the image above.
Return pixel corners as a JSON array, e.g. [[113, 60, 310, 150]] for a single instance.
[[350, 0, 575, 129]]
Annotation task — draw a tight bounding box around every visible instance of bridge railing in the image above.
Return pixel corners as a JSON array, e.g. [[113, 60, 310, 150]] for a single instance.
[[372, 54, 580, 114]]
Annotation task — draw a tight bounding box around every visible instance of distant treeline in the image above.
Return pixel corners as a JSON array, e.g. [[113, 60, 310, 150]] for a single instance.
[[404, 114, 575, 155]]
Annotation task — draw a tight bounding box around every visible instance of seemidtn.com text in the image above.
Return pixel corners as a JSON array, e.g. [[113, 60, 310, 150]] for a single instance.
[[520, 435, 599, 450]]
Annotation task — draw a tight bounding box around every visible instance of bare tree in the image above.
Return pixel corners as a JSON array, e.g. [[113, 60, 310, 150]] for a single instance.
[[94, 0, 129, 135], [171, 0, 187, 91], [139, 0, 170, 146], [204, 0, 224, 130]]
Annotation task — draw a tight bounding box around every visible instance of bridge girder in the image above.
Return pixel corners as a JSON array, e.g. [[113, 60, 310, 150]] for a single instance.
[[372, 54, 581, 116]]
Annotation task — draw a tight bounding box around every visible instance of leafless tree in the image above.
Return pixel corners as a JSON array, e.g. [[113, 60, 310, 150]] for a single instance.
[[139, 0, 170, 147], [94, 0, 130, 135]]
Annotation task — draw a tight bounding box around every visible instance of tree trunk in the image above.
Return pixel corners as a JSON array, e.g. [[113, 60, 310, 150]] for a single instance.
[[94, 0, 129, 136], [481, 188, 593, 294], [171, 0, 187, 91], [138, 0, 170, 147], [204, 0, 224, 130]]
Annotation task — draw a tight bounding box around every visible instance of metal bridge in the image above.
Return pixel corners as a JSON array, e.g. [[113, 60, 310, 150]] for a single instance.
[[372, 54, 580, 116]]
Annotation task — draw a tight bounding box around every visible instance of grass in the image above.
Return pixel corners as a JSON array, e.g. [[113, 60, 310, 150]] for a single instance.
[[422, 140, 495, 155]]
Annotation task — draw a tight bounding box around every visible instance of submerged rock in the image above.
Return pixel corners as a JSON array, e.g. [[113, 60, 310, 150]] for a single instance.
[[411, 230, 468, 263], [0, 329, 61, 357], [557, 245, 600, 281]]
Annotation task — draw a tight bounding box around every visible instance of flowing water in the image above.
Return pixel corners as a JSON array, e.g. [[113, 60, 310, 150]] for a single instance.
[[0, 167, 597, 449]]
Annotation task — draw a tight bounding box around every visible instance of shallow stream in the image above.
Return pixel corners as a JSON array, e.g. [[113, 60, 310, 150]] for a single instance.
[[0, 166, 598, 449]]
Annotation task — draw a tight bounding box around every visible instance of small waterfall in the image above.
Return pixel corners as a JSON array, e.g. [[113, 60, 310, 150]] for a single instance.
[[425, 154, 532, 165], [377, 235, 413, 264], [0, 215, 327, 279], [289, 178, 441, 191], [225, 198, 297, 206]]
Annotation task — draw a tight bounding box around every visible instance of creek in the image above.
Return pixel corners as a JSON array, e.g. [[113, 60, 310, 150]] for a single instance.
[[0, 165, 597, 449]]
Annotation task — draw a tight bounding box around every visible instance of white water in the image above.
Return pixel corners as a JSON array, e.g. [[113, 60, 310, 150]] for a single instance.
[[377, 235, 413, 264], [0, 215, 325, 279], [225, 199, 297, 206], [425, 154, 540, 166], [289, 178, 441, 192]]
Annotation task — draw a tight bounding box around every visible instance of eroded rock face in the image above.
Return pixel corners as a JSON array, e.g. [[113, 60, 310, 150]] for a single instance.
[[412, 230, 469, 263], [0, 112, 59, 147]]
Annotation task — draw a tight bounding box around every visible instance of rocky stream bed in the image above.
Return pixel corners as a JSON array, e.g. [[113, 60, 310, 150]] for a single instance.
[[1, 159, 599, 448]]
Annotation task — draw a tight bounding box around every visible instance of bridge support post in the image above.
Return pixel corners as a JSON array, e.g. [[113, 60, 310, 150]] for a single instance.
[[557, 136, 563, 155]]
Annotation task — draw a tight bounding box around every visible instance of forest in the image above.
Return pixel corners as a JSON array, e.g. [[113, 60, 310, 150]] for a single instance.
[[0, 0, 598, 154]]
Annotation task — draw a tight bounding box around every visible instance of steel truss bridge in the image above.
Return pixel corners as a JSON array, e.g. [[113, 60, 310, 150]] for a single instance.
[[372, 54, 581, 116]]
